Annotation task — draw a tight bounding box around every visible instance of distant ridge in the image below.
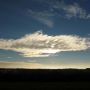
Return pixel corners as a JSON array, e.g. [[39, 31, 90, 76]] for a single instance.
[[0, 68, 90, 82]]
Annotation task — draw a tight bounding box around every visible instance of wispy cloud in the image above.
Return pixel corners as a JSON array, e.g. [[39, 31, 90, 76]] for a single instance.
[[53, 1, 90, 19], [28, 9, 54, 28], [26, 1, 90, 26], [62, 3, 86, 19], [0, 31, 90, 57]]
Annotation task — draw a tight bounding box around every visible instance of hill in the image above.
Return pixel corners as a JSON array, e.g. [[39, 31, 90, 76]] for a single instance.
[[0, 68, 90, 89]]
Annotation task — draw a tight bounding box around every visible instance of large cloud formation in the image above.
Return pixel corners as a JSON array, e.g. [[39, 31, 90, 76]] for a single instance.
[[0, 31, 90, 57]]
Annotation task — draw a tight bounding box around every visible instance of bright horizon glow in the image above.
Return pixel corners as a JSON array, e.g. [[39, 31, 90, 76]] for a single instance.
[[0, 61, 89, 69]]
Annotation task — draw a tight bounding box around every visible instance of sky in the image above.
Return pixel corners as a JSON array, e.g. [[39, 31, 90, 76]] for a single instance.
[[0, 0, 90, 69]]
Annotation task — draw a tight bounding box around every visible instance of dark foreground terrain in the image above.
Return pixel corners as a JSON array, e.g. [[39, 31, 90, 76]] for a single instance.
[[0, 68, 90, 89]]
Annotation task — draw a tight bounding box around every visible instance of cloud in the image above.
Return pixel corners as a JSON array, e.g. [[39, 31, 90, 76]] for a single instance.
[[0, 31, 90, 57], [52, 1, 90, 19], [62, 3, 87, 19], [28, 9, 54, 27], [26, 1, 90, 25], [87, 14, 90, 19]]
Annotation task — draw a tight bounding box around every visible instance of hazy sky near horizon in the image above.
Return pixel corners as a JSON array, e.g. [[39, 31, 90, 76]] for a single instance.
[[0, 0, 90, 68]]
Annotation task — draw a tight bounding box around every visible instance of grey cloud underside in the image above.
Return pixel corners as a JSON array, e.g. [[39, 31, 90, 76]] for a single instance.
[[0, 31, 90, 57]]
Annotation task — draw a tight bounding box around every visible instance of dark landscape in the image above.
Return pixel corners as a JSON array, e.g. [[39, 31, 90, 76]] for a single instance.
[[0, 68, 90, 89]]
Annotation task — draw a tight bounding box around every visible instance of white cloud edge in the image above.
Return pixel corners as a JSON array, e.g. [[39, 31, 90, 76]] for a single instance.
[[0, 31, 90, 57]]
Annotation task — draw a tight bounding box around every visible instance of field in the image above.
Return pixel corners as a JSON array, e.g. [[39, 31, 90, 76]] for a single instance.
[[0, 68, 90, 89]]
